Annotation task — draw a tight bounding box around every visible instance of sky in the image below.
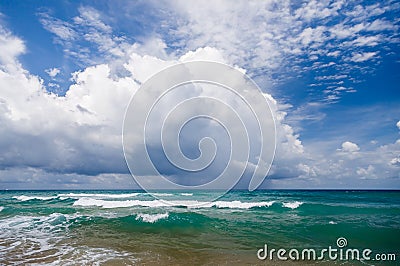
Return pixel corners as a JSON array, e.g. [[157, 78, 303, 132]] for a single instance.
[[0, 0, 399, 190]]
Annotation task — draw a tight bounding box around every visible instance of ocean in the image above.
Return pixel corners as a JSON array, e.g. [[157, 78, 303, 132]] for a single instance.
[[0, 190, 399, 265]]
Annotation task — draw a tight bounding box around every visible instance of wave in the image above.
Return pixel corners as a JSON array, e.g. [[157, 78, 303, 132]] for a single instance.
[[13, 195, 58, 201], [0, 213, 68, 264], [181, 193, 193, 196], [73, 198, 169, 208], [0, 212, 73, 236], [0, 206, 3, 212], [73, 198, 275, 209], [0, 211, 211, 229], [0, 212, 137, 264], [57, 193, 140, 199], [136, 213, 169, 223], [213, 200, 275, 209], [151, 193, 174, 197], [282, 201, 303, 209], [12, 193, 141, 202]]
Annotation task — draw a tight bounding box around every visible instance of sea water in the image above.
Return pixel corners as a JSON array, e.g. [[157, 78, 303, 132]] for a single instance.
[[0, 190, 399, 265]]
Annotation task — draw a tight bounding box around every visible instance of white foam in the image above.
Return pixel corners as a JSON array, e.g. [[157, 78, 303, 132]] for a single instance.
[[282, 201, 303, 209], [0, 213, 70, 261], [329, 221, 337, 225], [212, 200, 275, 209], [73, 198, 275, 209], [0, 213, 70, 231], [57, 193, 140, 199], [181, 193, 193, 196], [0, 212, 137, 264], [136, 213, 169, 223], [55, 247, 136, 266], [152, 193, 173, 197], [73, 198, 169, 208], [13, 195, 57, 201], [0, 206, 3, 212]]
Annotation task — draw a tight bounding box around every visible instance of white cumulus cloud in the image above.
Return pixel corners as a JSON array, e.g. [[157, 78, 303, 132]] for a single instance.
[[45, 67, 60, 78], [340, 141, 360, 152], [0, 25, 307, 188]]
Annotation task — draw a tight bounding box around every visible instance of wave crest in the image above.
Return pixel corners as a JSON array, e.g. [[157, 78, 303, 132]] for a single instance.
[[72, 198, 275, 209], [13, 195, 58, 201], [57, 193, 140, 199], [282, 201, 303, 209], [136, 213, 169, 223]]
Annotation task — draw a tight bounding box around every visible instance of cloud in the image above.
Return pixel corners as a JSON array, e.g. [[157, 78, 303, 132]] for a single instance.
[[321, 86, 356, 103], [0, 167, 135, 190], [294, 0, 344, 21], [39, 7, 131, 66], [340, 141, 360, 152], [35, 1, 399, 105], [367, 18, 397, 31], [0, 27, 137, 176], [327, 51, 340, 57], [1, 2, 399, 189], [73, 6, 112, 33], [0, 26, 25, 69], [39, 13, 76, 41], [389, 157, 400, 166], [356, 165, 375, 178], [162, 0, 398, 99], [351, 36, 381, 47], [297, 136, 400, 187], [45, 67, 60, 78], [315, 75, 348, 81], [48, 82, 60, 88], [0, 23, 305, 188], [350, 52, 378, 62]]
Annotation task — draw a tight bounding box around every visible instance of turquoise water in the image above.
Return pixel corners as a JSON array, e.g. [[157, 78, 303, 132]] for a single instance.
[[0, 190, 399, 265]]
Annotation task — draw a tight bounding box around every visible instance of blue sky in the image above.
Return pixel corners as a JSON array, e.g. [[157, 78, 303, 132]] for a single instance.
[[0, 0, 399, 189]]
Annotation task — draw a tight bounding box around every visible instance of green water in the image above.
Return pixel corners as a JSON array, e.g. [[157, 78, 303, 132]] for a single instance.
[[0, 190, 399, 265]]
